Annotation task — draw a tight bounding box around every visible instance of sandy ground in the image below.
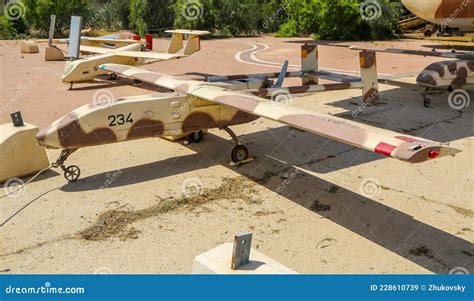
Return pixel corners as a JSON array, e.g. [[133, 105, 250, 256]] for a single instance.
[[0, 36, 473, 274]]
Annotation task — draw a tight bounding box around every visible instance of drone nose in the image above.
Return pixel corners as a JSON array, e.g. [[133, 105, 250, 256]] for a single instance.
[[416, 73, 437, 87], [36, 126, 59, 149], [36, 127, 47, 144]]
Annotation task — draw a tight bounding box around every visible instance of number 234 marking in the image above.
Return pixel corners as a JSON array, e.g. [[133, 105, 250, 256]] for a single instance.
[[108, 113, 134, 126]]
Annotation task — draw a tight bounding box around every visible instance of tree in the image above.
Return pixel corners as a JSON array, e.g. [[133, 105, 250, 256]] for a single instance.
[[130, 0, 175, 36], [19, 0, 91, 37], [173, 0, 274, 37], [278, 0, 402, 40]]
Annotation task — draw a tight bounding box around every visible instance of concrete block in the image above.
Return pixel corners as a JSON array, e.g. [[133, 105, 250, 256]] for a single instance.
[[44, 46, 65, 61], [192, 243, 297, 274], [20, 41, 39, 54], [0, 123, 50, 183]]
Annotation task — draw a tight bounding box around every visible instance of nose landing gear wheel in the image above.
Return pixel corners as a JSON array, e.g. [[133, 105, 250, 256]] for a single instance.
[[64, 165, 81, 182], [423, 96, 432, 108], [231, 145, 249, 163]]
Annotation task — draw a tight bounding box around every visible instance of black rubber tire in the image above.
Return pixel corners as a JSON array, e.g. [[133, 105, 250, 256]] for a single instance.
[[64, 165, 81, 182], [186, 131, 205, 143], [423, 97, 431, 108], [109, 73, 117, 80], [231, 145, 249, 163]]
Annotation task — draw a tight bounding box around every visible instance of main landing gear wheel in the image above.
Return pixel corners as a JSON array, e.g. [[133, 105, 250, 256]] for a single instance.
[[231, 145, 249, 163], [109, 73, 117, 80], [64, 165, 81, 182], [221, 126, 253, 165], [186, 130, 205, 144], [422, 87, 432, 108]]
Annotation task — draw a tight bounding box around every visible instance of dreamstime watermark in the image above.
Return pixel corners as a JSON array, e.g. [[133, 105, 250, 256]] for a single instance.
[[360, 0, 382, 21], [352, 90, 380, 118], [84, 0, 117, 29], [441, 0, 472, 27], [181, 178, 203, 198], [4, 282, 85, 295], [181, 0, 204, 21], [448, 89, 471, 110], [449, 267, 469, 275], [1, 80, 33, 116], [175, 97, 196, 116], [443, 171, 473, 202], [3, 0, 26, 21], [271, 89, 293, 109], [89, 169, 123, 201], [99, 169, 123, 190], [92, 89, 115, 107], [262, 0, 291, 30], [359, 178, 381, 198], [276, 168, 301, 194], [3, 177, 25, 198]]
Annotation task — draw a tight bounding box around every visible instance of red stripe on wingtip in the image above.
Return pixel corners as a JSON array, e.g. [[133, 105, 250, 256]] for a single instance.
[[375, 143, 396, 156]]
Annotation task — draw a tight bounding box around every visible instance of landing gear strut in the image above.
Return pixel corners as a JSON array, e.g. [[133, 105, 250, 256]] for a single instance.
[[52, 149, 80, 182], [422, 87, 432, 108], [222, 126, 251, 164], [186, 130, 205, 144], [69, 82, 74, 90]]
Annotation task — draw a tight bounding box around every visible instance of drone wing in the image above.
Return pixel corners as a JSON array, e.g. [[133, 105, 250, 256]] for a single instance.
[[80, 45, 112, 54], [101, 64, 461, 163], [85, 37, 143, 44], [348, 46, 474, 60], [80, 46, 187, 61], [112, 51, 187, 61]]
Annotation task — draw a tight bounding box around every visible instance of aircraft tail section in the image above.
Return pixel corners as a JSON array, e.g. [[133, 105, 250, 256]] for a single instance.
[[165, 30, 210, 55]]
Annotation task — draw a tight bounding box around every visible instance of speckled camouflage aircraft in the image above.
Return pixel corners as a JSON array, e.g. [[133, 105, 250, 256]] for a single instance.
[[349, 46, 473, 107], [35, 57, 461, 182], [402, 0, 474, 32]]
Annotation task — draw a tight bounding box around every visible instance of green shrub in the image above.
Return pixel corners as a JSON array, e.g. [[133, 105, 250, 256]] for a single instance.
[[276, 20, 298, 37], [278, 0, 402, 40]]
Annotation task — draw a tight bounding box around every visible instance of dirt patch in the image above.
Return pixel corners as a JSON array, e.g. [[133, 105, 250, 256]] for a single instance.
[[254, 210, 282, 217], [409, 246, 434, 259], [316, 237, 337, 249], [79, 177, 259, 241], [310, 200, 332, 212], [447, 205, 474, 218]]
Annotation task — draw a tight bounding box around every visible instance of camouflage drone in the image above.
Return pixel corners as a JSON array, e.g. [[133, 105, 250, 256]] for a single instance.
[[349, 46, 473, 107], [62, 30, 210, 88], [35, 45, 461, 182]]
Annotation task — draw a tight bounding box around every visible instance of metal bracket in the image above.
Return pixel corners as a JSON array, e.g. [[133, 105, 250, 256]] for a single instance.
[[231, 232, 252, 270], [229, 157, 254, 167], [10, 112, 24, 127]]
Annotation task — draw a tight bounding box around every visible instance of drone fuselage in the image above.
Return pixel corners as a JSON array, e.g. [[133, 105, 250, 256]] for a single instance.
[[62, 43, 146, 83], [36, 93, 258, 150], [417, 59, 474, 90]]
